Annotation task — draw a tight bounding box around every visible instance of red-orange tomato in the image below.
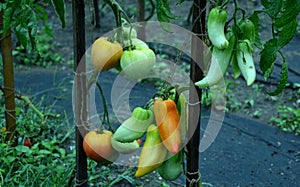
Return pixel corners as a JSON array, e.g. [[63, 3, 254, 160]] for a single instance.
[[91, 37, 123, 72], [83, 130, 117, 162], [24, 138, 32, 148], [154, 98, 181, 154], [137, 139, 142, 146]]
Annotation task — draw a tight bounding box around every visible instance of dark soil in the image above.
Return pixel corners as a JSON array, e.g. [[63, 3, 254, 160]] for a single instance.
[[11, 0, 300, 186]]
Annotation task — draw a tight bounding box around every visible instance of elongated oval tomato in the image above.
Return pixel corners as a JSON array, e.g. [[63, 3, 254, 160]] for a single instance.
[[91, 37, 123, 72], [154, 98, 181, 154], [236, 40, 256, 86], [135, 124, 167, 177], [207, 6, 229, 49], [83, 129, 118, 162]]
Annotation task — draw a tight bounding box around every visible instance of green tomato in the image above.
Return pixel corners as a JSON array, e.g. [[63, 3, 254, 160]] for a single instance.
[[123, 38, 149, 49], [237, 19, 255, 46], [122, 27, 137, 40], [111, 138, 140, 154], [207, 6, 229, 49], [120, 48, 156, 79]]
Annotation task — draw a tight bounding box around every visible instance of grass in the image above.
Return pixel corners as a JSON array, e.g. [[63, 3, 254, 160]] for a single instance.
[[0, 95, 75, 186], [269, 86, 300, 135]]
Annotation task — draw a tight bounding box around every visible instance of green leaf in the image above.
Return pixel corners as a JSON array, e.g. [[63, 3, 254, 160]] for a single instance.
[[39, 149, 51, 155], [3, 7, 13, 34], [267, 59, 288, 96], [51, 0, 66, 28], [261, 0, 282, 18], [44, 25, 54, 38], [157, 0, 179, 19], [15, 145, 30, 154], [274, 0, 300, 27], [34, 3, 49, 22], [259, 39, 279, 79], [249, 11, 263, 49], [5, 156, 16, 164], [156, 0, 178, 31], [14, 25, 28, 48], [277, 18, 298, 48]]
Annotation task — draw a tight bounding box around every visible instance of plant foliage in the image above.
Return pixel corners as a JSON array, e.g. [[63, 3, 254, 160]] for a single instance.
[[0, 0, 65, 51]]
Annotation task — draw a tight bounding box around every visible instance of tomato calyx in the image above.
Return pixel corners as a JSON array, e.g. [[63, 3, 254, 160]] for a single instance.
[[96, 127, 104, 134], [123, 44, 136, 51]]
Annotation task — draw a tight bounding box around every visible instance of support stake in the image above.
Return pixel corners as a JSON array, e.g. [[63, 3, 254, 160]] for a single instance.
[[137, 0, 145, 40], [73, 0, 88, 186], [186, 0, 206, 186]]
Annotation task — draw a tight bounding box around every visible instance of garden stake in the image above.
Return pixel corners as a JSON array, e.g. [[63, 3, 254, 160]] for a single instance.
[[0, 9, 17, 146], [73, 0, 88, 186], [186, 0, 206, 186], [137, 0, 145, 40]]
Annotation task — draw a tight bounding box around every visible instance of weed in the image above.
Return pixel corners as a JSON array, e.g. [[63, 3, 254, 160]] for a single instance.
[[270, 104, 300, 135], [0, 99, 75, 186], [0, 94, 179, 186]]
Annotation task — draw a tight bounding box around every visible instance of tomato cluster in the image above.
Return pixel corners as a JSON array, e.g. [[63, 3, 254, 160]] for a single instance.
[[91, 27, 156, 80]]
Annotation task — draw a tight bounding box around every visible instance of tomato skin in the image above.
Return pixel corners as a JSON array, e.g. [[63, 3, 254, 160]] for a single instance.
[[83, 130, 117, 162], [135, 124, 167, 178], [122, 27, 137, 41], [123, 38, 149, 49], [23, 138, 32, 148], [91, 37, 123, 72], [237, 19, 255, 46], [207, 6, 229, 49], [120, 48, 156, 79], [111, 138, 140, 154], [154, 98, 181, 154], [195, 32, 236, 88], [137, 139, 142, 146], [236, 40, 256, 86]]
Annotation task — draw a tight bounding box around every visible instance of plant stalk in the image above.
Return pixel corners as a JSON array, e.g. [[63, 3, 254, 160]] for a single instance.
[[0, 9, 17, 146]]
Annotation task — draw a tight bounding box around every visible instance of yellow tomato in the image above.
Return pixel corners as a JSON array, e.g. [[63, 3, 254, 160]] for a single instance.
[[91, 37, 123, 71]]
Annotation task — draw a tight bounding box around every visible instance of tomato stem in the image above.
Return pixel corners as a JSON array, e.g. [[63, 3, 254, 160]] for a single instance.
[[96, 82, 112, 131]]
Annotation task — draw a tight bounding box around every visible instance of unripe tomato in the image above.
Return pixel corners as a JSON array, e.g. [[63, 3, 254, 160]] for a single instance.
[[120, 48, 156, 79], [83, 129, 118, 162], [91, 37, 123, 72], [122, 27, 137, 41], [123, 38, 149, 49]]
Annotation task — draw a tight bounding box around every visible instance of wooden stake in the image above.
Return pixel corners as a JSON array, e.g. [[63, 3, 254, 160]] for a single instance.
[[137, 0, 145, 40], [72, 0, 88, 186], [186, 0, 206, 186]]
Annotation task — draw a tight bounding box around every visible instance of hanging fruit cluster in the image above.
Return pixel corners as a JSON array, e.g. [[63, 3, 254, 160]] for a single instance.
[[195, 5, 257, 88], [91, 27, 156, 80], [84, 27, 189, 181], [83, 89, 188, 181]]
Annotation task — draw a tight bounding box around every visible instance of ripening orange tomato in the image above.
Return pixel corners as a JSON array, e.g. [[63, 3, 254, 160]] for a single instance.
[[91, 37, 123, 72], [83, 129, 118, 162]]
